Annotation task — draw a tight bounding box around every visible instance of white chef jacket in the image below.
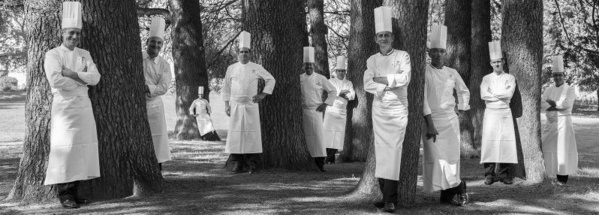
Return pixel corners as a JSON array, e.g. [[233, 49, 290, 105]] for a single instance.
[[301, 72, 336, 157], [323, 78, 355, 150], [143, 52, 172, 163]]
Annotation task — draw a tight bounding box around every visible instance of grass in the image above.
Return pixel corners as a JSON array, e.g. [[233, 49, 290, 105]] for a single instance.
[[1, 92, 598, 214]]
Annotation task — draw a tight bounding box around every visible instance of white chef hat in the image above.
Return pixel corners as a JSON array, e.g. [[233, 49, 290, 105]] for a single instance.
[[303, 47, 315, 63], [198, 86, 204, 94], [62, 1, 82, 29], [149, 17, 166, 39], [429, 24, 447, 49], [336, 56, 346, 70], [488, 41, 502, 60], [239, 31, 251, 49], [552, 55, 565, 73], [374, 6, 392, 34]]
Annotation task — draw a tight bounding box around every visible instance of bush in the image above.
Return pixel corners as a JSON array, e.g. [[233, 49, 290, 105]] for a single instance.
[[0, 76, 18, 92]]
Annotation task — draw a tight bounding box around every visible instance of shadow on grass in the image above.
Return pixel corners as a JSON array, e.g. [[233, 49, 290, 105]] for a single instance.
[[572, 104, 599, 118]]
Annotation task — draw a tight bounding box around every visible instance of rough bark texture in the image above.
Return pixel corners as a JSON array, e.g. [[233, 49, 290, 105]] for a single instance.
[[469, 0, 492, 149], [241, 0, 316, 170], [445, 0, 478, 158], [308, 0, 330, 78], [6, 0, 60, 202], [80, 0, 163, 199], [501, 0, 545, 183], [385, 0, 429, 206], [170, 0, 208, 140], [343, 0, 382, 201]]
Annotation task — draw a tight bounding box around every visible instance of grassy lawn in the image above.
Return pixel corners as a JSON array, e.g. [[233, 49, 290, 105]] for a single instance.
[[0, 92, 598, 214], [0, 91, 26, 143]]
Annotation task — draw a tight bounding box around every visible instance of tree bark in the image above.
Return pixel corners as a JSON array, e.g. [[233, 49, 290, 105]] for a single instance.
[[445, 0, 478, 158], [6, 0, 60, 202], [308, 0, 330, 78], [170, 0, 209, 140], [240, 0, 316, 170], [470, 0, 492, 149], [385, 0, 429, 206], [501, 0, 545, 183], [343, 0, 381, 201]]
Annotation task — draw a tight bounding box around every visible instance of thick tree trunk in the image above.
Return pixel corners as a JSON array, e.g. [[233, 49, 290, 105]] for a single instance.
[[343, 0, 381, 200], [6, 0, 60, 202], [501, 0, 545, 183], [308, 0, 330, 78], [470, 0, 492, 149], [170, 0, 208, 140], [81, 0, 163, 199], [445, 0, 478, 158], [385, 0, 429, 206], [240, 0, 315, 170]]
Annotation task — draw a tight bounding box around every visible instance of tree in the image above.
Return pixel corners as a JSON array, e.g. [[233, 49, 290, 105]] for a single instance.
[[343, 0, 381, 200], [308, 0, 330, 78], [241, 0, 316, 170], [170, 0, 209, 140], [469, 0, 492, 150], [501, 0, 545, 183]]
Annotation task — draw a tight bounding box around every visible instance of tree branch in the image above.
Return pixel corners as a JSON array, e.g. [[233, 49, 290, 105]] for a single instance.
[[137, 7, 170, 19], [554, 0, 599, 55], [205, 0, 238, 13], [207, 31, 241, 70]]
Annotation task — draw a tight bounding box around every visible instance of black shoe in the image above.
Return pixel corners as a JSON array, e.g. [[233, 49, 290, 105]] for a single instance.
[[440, 194, 461, 206], [248, 164, 257, 174], [382, 202, 395, 213], [61, 199, 80, 209], [75, 197, 89, 204], [484, 176, 495, 185], [317, 165, 326, 172], [501, 178, 514, 185], [458, 193, 470, 206], [372, 201, 384, 209]]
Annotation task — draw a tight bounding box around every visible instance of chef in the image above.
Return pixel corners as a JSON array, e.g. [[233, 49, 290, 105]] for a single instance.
[[189, 86, 220, 141], [43, 1, 101, 209]]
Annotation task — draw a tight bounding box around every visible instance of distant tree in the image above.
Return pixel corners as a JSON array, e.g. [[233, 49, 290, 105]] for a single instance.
[[308, 0, 330, 78], [0, 1, 26, 73]]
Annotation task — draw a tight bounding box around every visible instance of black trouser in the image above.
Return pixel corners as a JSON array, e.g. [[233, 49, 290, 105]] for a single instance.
[[57, 181, 80, 203], [483, 163, 512, 179], [231, 153, 259, 169], [557, 174, 569, 183], [440, 180, 466, 200], [314, 157, 326, 169], [326, 148, 337, 163], [378, 178, 398, 205]]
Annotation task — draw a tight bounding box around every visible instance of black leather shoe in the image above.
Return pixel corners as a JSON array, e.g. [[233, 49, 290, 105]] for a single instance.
[[61, 199, 80, 209], [484, 176, 496, 185], [382, 203, 395, 213], [372, 201, 384, 209], [440, 194, 461, 206], [458, 193, 470, 206], [501, 178, 514, 185]]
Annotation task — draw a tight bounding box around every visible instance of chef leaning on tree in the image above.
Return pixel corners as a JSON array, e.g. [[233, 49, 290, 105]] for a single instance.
[[143, 17, 173, 170], [189, 86, 220, 141], [363, 6, 411, 213], [479, 41, 518, 186], [43, 1, 101, 209], [540, 55, 579, 185], [422, 24, 470, 206]]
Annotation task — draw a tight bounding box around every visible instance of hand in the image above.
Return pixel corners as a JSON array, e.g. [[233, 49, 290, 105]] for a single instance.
[[253, 93, 267, 103], [373, 77, 388, 85], [546, 106, 558, 111], [316, 103, 327, 112], [61, 66, 76, 78], [426, 125, 439, 142], [338, 92, 347, 99], [225, 104, 231, 116], [546, 99, 557, 107], [145, 85, 151, 94]]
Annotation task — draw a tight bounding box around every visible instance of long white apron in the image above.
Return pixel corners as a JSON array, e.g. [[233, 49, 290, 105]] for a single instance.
[[194, 100, 215, 136], [302, 108, 327, 157], [322, 106, 346, 150], [422, 112, 461, 192], [373, 101, 408, 180], [480, 108, 517, 163], [226, 97, 262, 153], [147, 97, 171, 163], [542, 113, 578, 175], [45, 95, 100, 185]]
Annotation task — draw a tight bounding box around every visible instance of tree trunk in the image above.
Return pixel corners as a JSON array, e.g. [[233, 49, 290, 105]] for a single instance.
[[6, 0, 61, 202], [386, 0, 429, 206], [343, 0, 381, 200], [470, 0, 492, 149], [308, 0, 330, 78], [170, 0, 209, 140], [445, 0, 478, 158], [501, 0, 545, 183], [241, 0, 316, 170]]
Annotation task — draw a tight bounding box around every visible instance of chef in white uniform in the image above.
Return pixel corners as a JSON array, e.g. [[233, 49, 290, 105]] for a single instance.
[[189, 86, 220, 141], [422, 24, 470, 206], [364, 6, 411, 213], [222, 31, 276, 174], [541, 55, 578, 185], [143, 17, 172, 170], [300, 46, 337, 172], [480, 41, 518, 185], [44, 2, 101, 209], [323, 56, 355, 164]]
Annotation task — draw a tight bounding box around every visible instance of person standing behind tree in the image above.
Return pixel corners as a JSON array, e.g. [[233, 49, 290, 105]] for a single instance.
[[323, 56, 355, 164], [422, 24, 470, 206], [541, 55, 579, 186], [480, 41, 518, 185], [43, 2, 101, 209], [222, 31, 276, 174], [189, 86, 220, 141], [363, 6, 411, 213]]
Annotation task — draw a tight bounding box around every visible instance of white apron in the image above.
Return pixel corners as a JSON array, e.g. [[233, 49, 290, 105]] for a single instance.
[[302, 108, 327, 157], [422, 112, 461, 192], [372, 101, 408, 180], [147, 97, 171, 163], [45, 95, 100, 185], [480, 108, 517, 163], [225, 97, 262, 153], [323, 105, 346, 150], [192, 99, 215, 136]]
